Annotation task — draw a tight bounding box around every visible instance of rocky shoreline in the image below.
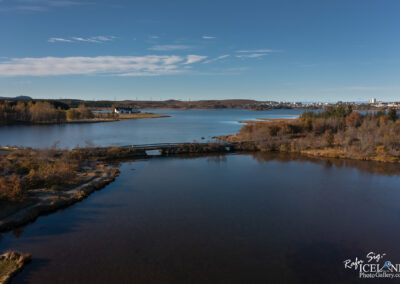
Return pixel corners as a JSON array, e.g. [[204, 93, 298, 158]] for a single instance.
[[0, 166, 120, 232], [0, 165, 120, 282]]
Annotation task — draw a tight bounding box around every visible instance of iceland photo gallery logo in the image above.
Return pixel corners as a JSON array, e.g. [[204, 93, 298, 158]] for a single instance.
[[344, 252, 400, 279]]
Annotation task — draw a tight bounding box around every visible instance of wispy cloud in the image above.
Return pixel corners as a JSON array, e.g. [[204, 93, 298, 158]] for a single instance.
[[0, 55, 207, 77], [149, 35, 159, 39], [236, 53, 267, 58], [235, 48, 281, 59], [48, 37, 73, 43], [203, 54, 230, 64], [184, 55, 207, 65], [202, 35, 216, 39], [48, 36, 117, 43], [236, 49, 281, 53], [148, 45, 192, 51], [0, 0, 92, 12]]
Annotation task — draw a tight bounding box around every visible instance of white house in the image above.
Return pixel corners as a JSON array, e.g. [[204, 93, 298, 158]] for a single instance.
[[114, 107, 140, 114]]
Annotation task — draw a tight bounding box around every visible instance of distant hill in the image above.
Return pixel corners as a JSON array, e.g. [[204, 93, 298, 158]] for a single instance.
[[55, 99, 261, 109], [0, 97, 313, 110], [0, 95, 32, 101]]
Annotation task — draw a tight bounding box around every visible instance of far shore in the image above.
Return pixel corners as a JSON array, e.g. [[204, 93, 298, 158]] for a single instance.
[[0, 112, 170, 127], [56, 112, 170, 124]]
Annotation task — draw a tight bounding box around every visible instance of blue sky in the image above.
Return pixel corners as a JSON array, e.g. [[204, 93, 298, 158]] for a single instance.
[[0, 0, 399, 102]]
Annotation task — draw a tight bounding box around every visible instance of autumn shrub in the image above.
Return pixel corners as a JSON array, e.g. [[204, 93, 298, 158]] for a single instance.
[[25, 161, 78, 189], [0, 175, 24, 202], [233, 106, 400, 159], [0, 100, 96, 124], [345, 112, 363, 127]]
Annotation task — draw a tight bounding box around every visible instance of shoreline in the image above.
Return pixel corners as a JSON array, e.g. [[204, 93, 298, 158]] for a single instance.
[[0, 166, 120, 232], [0, 113, 170, 127], [0, 144, 230, 234], [221, 117, 400, 164]]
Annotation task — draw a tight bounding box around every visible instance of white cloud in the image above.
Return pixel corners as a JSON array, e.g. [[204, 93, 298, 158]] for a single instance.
[[148, 45, 192, 51], [236, 53, 267, 58], [48, 36, 116, 43], [184, 55, 207, 64], [202, 35, 215, 39], [236, 49, 281, 53], [234, 49, 281, 59], [0, 55, 207, 77], [48, 37, 73, 43], [149, 35, 159, 39], [91, 35, 116, 41], [72, 37, 99, 43], [203, 54, 230, 64]]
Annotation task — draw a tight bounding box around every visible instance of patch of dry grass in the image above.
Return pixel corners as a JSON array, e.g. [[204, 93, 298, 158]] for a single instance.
[[0, 251, 31, 284]]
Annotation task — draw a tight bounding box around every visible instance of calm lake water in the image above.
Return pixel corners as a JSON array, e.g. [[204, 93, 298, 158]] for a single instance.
[[0, 109, 302, 148], [2, 153, 400, 283]]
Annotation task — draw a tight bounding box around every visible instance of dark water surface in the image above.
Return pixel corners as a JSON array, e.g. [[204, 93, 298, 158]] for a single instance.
[[0, 109, 301, 148], [2, 153, 400, 283]]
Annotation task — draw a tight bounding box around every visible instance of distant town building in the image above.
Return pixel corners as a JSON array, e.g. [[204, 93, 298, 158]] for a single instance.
[[114, 107, 140, 114], [369, 98, 377, 104]]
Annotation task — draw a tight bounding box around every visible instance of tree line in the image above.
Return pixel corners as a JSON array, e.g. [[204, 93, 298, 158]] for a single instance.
[[0, 101, 115, 124]]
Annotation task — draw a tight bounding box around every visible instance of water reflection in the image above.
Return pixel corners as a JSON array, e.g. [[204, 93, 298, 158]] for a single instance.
[[0, 153, 399, 283], [251, 151, 400, 176]]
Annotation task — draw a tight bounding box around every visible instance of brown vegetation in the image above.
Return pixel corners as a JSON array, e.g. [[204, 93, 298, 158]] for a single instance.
[[161, 142, 230, 155], [0, 148, 83, 202], [0, 251, 31, 284], [0, 101, 101, 124], [0, 146, 123, 234], [0, 101, 145, 125], [226, 106, 400, 162], [0, 100, 170, 125], [0, 144, 155, 203]]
